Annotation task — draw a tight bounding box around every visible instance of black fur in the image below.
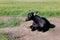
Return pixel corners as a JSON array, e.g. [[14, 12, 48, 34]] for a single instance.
[[26, 11, 55, 32]]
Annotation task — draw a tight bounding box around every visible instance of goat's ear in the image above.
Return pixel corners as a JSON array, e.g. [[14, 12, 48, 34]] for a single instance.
[[28, 10, 31, 13], [34, 11, 38, 16], [36, 11, 38, 14], [34, 13, 36, 16]]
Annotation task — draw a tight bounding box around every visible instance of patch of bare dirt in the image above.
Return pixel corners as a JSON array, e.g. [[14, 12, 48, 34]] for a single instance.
[[0, 17, 60, 40], [0, 16, 10, 22]]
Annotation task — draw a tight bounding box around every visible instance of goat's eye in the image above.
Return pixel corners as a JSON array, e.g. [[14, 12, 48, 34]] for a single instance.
[[28, 14, 31, 17], [29, 15, 31, 18]]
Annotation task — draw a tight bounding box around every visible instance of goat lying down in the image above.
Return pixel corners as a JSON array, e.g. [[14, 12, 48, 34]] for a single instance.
[[26, 11, 55, 32]]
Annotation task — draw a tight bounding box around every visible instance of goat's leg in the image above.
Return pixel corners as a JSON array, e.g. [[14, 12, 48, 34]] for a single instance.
[[30, 24, 38, 31], [37, 27, 43, 31], [31, 25, 38, 31], [30, 22, 37, 28], [41, 27, 49, 32]]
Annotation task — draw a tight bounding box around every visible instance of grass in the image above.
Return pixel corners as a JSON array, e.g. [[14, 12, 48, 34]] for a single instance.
[[0, 18, 20, 28], [0, 0, 60, 40], [0, 0, 60, 27], [0, 0, 60, 17], [0, 33, 19, 40]]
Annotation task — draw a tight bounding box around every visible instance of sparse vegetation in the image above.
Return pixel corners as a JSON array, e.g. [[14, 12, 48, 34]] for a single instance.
[[0, 33, 19, 40], [0, 18, 20, 28], [0, 0, 60, 40]]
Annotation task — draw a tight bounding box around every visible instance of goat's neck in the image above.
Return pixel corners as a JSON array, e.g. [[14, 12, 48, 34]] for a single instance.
[[32, 16, 38, 24]]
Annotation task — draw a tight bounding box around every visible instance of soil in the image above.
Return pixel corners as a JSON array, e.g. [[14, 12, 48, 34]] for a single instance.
[[0, 17, 60, 40]]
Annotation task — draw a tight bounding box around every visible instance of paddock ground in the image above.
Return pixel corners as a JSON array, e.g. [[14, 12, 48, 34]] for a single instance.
[[0, 16, 60, 40]]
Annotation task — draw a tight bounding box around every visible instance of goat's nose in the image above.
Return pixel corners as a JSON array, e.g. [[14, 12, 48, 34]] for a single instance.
[[26, 19, 27, 21]]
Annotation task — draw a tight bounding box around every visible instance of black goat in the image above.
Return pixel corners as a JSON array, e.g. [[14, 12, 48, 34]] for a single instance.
[[26, 11, 55, 32]]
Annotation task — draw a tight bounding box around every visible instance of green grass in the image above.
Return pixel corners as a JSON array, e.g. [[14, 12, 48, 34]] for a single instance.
[[0, 0, 60, 17], [0, 33, 19, 40], [0, 0, 60, 40], [0, 18, 20, 28]]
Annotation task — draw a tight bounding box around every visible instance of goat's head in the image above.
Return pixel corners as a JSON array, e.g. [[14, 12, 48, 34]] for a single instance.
[[26, 10, 38, 21]]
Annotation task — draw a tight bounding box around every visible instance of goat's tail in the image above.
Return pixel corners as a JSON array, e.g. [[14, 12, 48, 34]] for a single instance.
[[49, 24, 56, 28]]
